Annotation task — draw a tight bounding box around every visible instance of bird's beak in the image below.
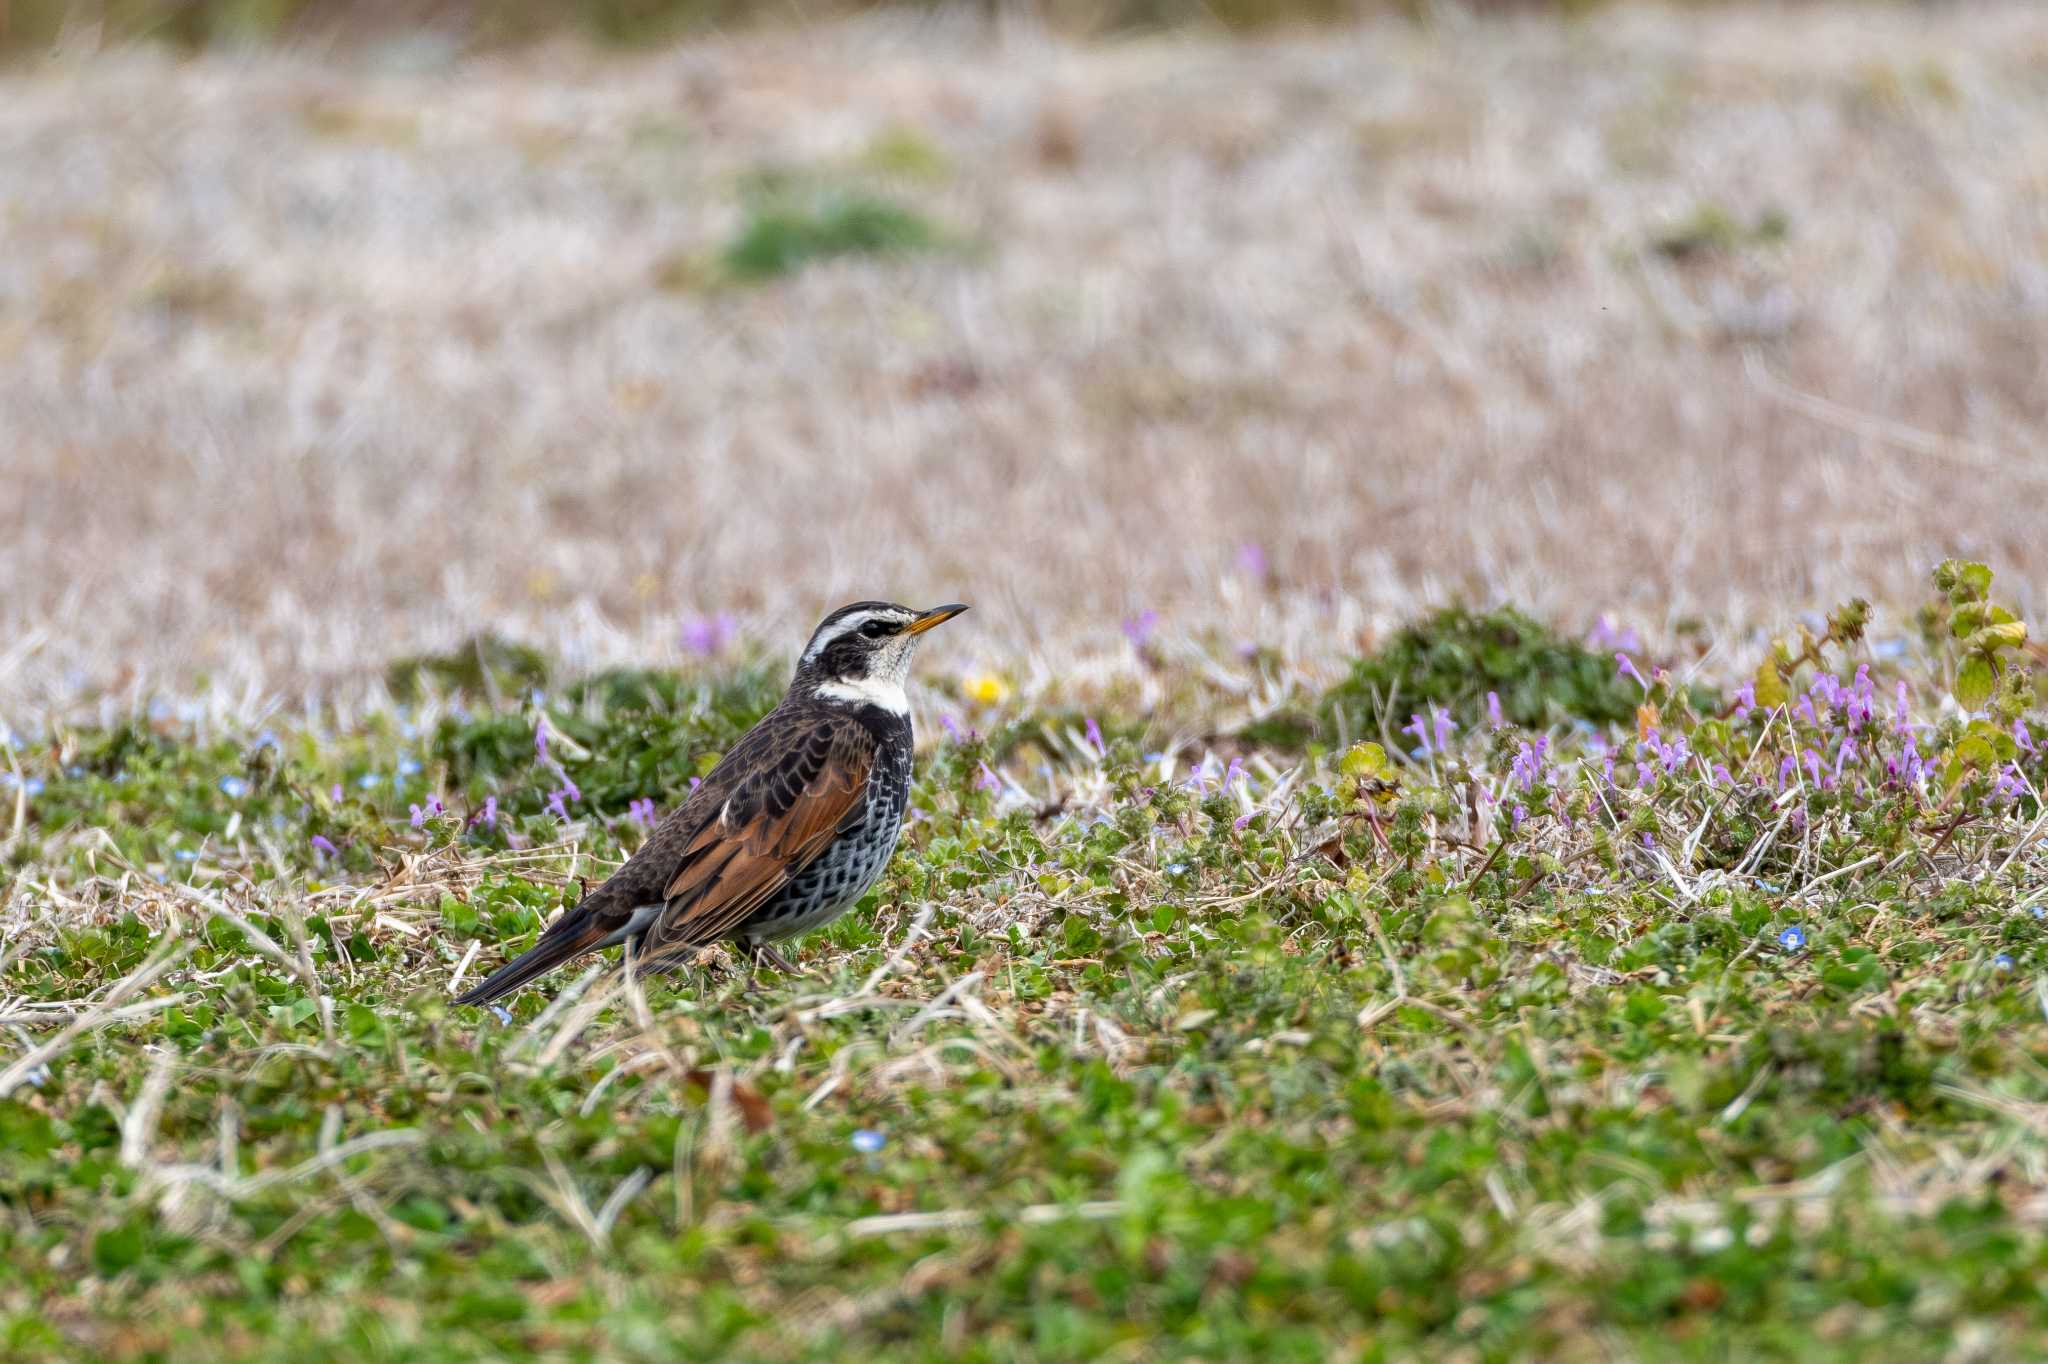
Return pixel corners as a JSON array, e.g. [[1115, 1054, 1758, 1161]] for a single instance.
[[903, 603, 969, 636]]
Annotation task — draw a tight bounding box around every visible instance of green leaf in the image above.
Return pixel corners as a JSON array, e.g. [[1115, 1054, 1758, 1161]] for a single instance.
[[345, 1002, 388, 1044], [91, 1222, 148, 1276], [1952, 735, 1995, 771], [1956, 656, 1995, 710], [1965, 719, 2020, 762], [1339, 742, 1390, 780], [1968, 621, 2028, 653]]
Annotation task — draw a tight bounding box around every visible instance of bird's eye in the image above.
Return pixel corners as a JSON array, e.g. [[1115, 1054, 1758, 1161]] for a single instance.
[[860, 620, 894, 639]]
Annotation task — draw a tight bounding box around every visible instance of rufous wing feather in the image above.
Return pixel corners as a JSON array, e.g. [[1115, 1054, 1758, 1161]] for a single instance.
[[640, 721, 874, 957]]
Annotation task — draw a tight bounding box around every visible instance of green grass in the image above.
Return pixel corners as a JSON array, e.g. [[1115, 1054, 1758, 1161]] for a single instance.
[[718, 192, 945, 283], [5, 577, 2048, 1359]]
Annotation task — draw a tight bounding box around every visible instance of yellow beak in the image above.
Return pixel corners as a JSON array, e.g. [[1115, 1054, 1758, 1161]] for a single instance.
[[903, 603, 969, 636]]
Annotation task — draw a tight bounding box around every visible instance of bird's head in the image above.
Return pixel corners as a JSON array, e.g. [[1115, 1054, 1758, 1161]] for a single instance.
[[795, 601, 969, 714]]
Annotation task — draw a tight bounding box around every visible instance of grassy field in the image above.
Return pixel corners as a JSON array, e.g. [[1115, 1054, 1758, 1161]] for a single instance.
[[7, 2, 2048, 1358], [4, 563, 2048, 1359]]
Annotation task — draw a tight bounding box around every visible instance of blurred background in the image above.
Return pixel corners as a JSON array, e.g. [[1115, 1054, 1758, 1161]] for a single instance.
[[3, 0, 2045, 715]]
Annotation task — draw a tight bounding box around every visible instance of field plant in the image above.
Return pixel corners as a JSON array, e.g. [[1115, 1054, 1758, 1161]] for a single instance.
[[4, 563, 2048, 1360]]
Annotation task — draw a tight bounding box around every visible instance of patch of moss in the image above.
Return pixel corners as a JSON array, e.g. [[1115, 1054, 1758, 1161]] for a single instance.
[[1317, 605, 1654, 739], [385, 634, 551, 703], [719, 192, 942, 282]]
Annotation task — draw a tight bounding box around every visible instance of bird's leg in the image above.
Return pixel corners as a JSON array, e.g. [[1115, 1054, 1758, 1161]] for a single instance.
[[750, 941, 800, 976]]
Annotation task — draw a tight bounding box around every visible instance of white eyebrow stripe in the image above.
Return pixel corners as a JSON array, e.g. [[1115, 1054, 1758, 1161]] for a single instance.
[[799, 609, 907, 665], [802, 612, 878, 665]]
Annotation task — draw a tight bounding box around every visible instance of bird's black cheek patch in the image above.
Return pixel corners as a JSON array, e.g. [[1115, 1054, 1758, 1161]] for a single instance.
[[823, 639, 870, 678]]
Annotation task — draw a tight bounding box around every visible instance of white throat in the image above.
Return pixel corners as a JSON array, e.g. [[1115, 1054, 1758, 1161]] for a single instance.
[[815, 675, 910, 715]]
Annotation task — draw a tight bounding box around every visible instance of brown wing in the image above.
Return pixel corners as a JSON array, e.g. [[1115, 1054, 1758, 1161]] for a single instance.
[[637, 711, 874, 959]]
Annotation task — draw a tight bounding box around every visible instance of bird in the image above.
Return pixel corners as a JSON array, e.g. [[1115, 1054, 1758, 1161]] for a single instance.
[[456, 601, 967, 1005]]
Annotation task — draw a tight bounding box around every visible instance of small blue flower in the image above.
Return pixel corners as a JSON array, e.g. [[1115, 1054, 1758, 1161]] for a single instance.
[[1165, 862, 1189, 875], [2032, 906, 2046, 921], [398, 757, 423, 777], [219, 775, 250, 799], [172, 849, 199, 862], [358, 773, 382, 789], [851, 1128, 886, 1155], [1778, 926, 1807, 951], [254, 730, 279, 750], [489, 1004, 514, 1025], [1995, 953, 2015, 972]]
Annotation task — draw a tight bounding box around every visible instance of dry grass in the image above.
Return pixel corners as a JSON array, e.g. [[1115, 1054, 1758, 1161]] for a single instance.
[[4, 2, 2048, 722]]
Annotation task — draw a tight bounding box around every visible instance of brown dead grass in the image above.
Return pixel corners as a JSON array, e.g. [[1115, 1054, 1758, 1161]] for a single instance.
[[3, 3, 2047, 720]]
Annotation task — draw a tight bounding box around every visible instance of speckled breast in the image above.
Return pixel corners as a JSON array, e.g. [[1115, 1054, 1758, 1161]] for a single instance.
[[742, 756, 910, 944]]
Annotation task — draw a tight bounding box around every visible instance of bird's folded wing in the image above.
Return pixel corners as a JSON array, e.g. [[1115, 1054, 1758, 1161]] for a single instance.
[[641, 718, 873, 955]]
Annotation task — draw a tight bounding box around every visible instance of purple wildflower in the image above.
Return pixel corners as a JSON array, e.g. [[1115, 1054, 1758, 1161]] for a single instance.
[[2017, 721, 2038, 755], [680, 612, 738, 657], [1235, 542, 1269, 579], [1122, 610, 1160, 650], [1889, 736, 1927, 786], [1793, 695, 1818, 726], [1712, 763, 1733, 785], [410, 803, 428, 829], [1432, 707, 1457, 753], [1085, 717, 1105, 757], [1486, 691, 1503, 730], [1995, 765, 2028, 802], [1894, 681, 1913, 735], [1733, 683, 1756, 722], [1512, 803, 1527, 829], [976, 762, 1002, 793], [629, 797, 656, 826], [1616, 653, 1648, 691], [535, 716, 549, 762], [545, 788, 571, 820], [310, 834, 338, 861], [558, 774, 581, 803], [1588, 617, 1643, 653], [689, 776, 703, 793], [472, 796, 499, 829], [1778, 753, 1798, 789], [1803, 748, 1824, 786], [940, 713, 963, 742], [1847, 665, 1876, 730], [330, 783, 343, 803], [1403, 712, 1429, 754]]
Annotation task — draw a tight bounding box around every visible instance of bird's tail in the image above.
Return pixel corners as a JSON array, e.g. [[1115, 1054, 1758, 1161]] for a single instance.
[[455, 895, 617, 1006]]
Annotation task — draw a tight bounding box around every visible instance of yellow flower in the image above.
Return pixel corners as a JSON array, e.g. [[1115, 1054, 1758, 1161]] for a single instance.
[[962, 672, 1010, 706]]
